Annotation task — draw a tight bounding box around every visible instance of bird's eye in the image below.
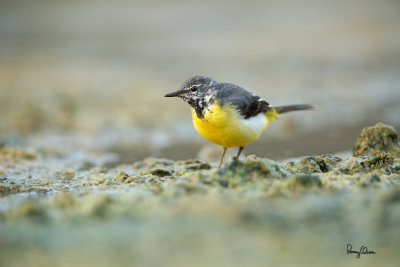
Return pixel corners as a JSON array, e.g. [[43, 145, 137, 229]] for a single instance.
[[190, 86, 198, 92]]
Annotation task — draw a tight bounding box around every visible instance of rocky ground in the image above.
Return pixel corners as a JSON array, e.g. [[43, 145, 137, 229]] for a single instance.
[[1, 1, 400, 266], [0, 123, 399, 267]]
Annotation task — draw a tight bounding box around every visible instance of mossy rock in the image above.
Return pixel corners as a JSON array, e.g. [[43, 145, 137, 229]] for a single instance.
[[285, 155, 342, 174], [213, 156, 288, 188], [113, 171, 135, 183], [353, 123, 400, 157], [286, 174, 322, 191], [338, 155, 396, 175], [0, 178, 23, 193]]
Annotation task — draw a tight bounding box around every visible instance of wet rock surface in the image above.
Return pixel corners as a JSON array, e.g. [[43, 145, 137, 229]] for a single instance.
[[1, 124, 400, 266]]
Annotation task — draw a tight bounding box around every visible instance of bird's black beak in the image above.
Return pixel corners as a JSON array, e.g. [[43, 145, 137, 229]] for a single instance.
[[164, 91, 181, 97]]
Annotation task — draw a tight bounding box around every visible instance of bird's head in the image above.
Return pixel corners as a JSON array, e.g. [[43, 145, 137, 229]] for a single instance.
[[165, 76, 217, 111]]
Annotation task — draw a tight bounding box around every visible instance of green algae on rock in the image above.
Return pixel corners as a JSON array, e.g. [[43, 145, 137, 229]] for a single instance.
[[0, 177, 22, 194], [285, 155, 342, 174], [212, 156, 289, 188], [286, 174, 322, 192], [353, 122, 400, 157], [336, 154, 397, 175], [113, 170, 134, 184]]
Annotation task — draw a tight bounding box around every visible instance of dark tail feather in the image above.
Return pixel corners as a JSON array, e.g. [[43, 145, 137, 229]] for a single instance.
[[273, 104, 314, 114]]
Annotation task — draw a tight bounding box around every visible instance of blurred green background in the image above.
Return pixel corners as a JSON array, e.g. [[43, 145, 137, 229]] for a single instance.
[[1, 0, 399, 162]]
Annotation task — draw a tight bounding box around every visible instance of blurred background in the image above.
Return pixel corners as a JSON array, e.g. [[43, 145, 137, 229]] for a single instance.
[[1, 0, 399, 163]]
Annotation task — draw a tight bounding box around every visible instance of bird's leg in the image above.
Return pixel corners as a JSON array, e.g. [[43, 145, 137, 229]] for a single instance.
[[236, 147, 244, 159], [219, 147, 227, 168]]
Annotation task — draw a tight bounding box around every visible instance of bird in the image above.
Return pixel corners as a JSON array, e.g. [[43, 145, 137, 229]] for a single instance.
[[165, 76, 313, 168]]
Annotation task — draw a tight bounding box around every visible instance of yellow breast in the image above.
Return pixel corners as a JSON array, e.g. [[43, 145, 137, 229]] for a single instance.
[[192, 102, 271, 148]]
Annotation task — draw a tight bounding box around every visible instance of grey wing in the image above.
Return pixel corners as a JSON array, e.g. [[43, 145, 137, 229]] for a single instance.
[[216, 83, 270, 119]]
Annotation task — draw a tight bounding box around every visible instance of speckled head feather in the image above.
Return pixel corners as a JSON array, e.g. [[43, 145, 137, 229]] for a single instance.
[[165, 76, 218, 118]]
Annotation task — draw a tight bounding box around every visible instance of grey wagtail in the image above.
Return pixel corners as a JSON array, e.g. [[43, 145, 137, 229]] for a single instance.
[[165, 76, 313, 167]]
